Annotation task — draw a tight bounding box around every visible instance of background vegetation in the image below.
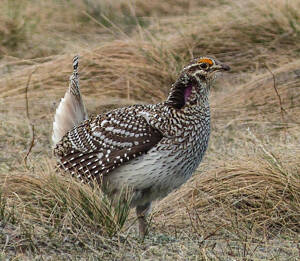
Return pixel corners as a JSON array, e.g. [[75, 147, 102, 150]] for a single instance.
[[0, 0, 299, 259]]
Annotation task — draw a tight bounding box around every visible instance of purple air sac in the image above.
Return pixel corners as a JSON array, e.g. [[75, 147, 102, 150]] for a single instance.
[[184, 86, 192, 103]]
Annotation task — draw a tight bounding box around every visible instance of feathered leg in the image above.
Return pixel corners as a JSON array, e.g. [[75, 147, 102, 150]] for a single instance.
[[136, 202, 152, 237], [52, 55, 88, 146]]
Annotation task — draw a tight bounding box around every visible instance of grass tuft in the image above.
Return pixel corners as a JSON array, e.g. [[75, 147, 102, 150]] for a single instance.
[[0, 168, 132, 238]]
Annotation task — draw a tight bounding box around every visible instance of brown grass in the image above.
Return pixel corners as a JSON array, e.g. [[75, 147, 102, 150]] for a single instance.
[[0, 0, 226, 59], [156, 142, 300, 232], [1, 0, 300, 259], [1, 1, 300, 113], [213, 59, 300, 124]]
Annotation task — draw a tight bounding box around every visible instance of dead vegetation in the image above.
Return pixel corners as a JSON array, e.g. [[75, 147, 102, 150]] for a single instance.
[[213, 59, 300, 124], [0, 0, 300, 259], [156, 142, 300, 233]]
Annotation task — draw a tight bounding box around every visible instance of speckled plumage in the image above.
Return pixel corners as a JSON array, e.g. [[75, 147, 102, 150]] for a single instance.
[[53, 56, 230, 235]]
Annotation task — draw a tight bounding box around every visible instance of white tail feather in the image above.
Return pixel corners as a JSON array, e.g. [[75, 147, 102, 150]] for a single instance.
[[52, 56, 88, 146]]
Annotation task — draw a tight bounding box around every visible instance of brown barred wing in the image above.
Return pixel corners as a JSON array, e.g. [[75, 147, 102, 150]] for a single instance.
[[54, 105, 163, 182]]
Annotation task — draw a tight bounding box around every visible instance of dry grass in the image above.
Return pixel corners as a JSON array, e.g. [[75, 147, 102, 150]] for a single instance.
[[1, 0, 300, 112], [156, 141, 300, 232], [0, 168, 131, 236], [213, 59, 300, 124], [0, 0, 226, 59], [1, 0, 300, 259], [152, 131, 300, 259]]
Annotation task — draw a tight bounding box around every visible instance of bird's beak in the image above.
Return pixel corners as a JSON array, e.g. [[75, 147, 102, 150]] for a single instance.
[[214, 63, 231, 71]]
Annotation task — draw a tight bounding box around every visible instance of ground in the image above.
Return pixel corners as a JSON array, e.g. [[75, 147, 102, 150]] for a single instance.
[[0, 0, 299, 260]]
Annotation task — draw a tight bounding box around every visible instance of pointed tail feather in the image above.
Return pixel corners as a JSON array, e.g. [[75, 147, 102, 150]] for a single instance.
[[52, 55, 88, 146]]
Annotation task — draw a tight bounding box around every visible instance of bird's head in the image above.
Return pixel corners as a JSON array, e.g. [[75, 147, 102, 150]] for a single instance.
[[184, 57, 230, 81], [166, 56, 230, 109]]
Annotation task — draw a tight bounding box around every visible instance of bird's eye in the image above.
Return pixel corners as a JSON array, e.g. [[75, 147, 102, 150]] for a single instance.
[[200, 63, 208, 69]]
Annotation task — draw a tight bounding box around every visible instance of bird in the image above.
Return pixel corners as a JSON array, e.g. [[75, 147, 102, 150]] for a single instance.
[[52, 55, 230, 236]]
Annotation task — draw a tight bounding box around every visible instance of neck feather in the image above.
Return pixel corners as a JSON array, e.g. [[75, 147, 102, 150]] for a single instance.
[[165, 74, 208, 109]]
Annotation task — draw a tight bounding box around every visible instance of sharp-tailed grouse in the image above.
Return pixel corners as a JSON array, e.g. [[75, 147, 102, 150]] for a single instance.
[[52, 55, 230, 236]]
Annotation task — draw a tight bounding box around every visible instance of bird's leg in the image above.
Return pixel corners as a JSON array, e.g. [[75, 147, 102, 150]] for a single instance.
[[136, 202, 152, 238]]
